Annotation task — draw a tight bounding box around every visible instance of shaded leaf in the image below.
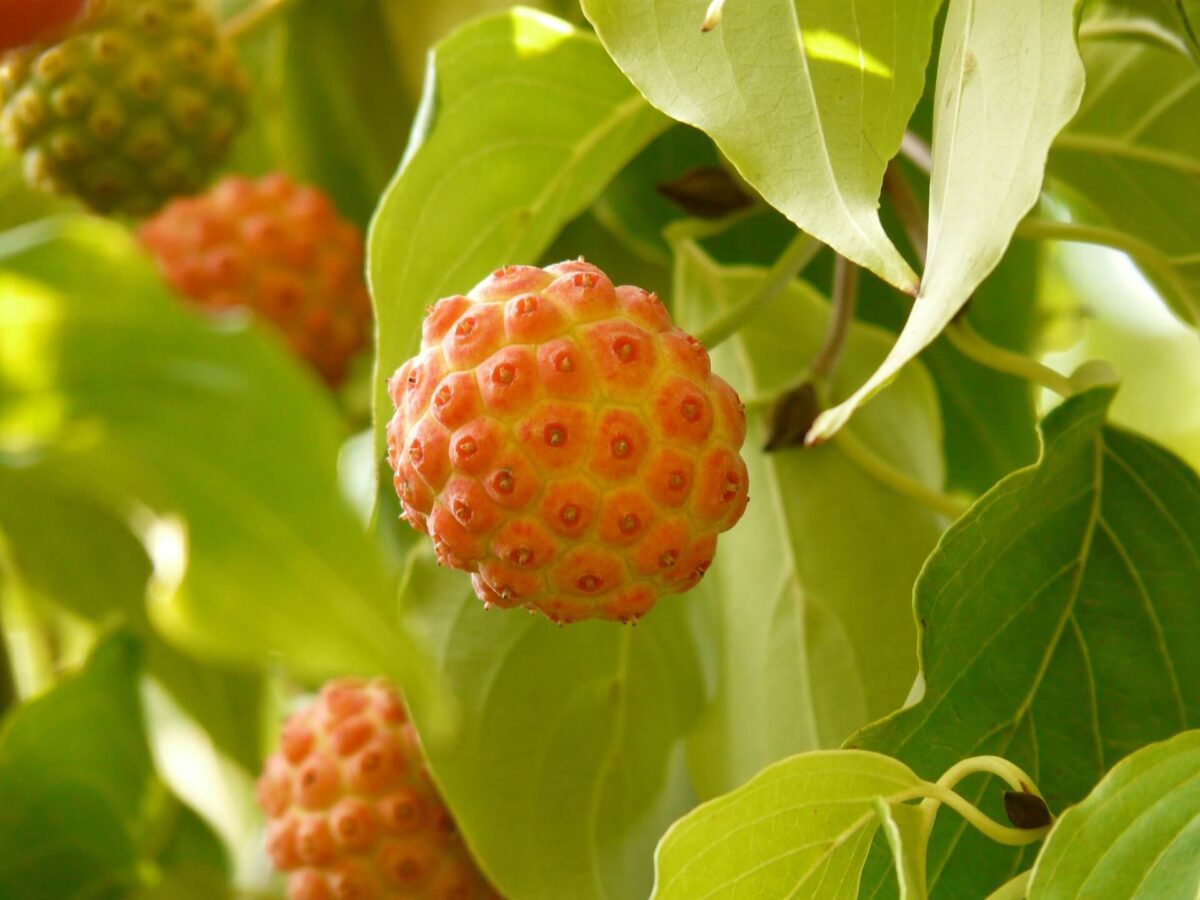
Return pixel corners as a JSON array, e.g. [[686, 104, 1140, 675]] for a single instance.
[[584, 0, 939, 292], [672, 240, 946, 797], [851, 388, 1200, 896], [369, 8, 668, 455], [1044, 37, 1200, 325], [811, 0, 1085, 441], [1080, 0, 1200, 60], [1029, 729, 1200, 898], [653, 750, 925, 899]]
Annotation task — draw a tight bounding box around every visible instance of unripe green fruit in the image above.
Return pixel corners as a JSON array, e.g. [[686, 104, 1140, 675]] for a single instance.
[[0, 0, 248, 215], [386, 260, 750, 625]]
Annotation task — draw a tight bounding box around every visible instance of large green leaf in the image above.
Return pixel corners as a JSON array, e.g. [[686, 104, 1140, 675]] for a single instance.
[[369, 8, 668, 452], [1029, 729, 1200, 898], [0, 218, 433, 705], [671, 241, 946, 797], [653, 750, 925, 899], [397, 550, 704, 900], [811, 0, 1085, 441], [1043, 38, 1200, 325], [0, 634, 204, 898], [583, 0, 937, 293], [851, 387, 1200, 896], [0, 469, 265, 772]]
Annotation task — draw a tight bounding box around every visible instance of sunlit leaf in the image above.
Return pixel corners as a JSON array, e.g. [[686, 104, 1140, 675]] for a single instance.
[[1029, 729, 1200, 898], [583, 0, 938, 292], [0, 217, 434, 708], [811, 0, 1085, 441], [653, 750, 925, 899], [369, 8, 668, 456]]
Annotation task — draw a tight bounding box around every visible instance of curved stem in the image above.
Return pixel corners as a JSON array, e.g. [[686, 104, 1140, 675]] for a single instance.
[[945, 320, 1075, 398], [937, 755, 1042, 796], [224, 0, 294, 41], [918, 782, 1050, 847], [695, 232, 821, 349], [833, 428, 969, 520], [809, 255, 857, 386]]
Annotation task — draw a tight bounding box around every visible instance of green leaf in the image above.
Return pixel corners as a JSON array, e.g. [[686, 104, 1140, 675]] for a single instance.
[[669, 241, 946, 796], [1029, 729, 1200, 899], [1080, 0, 1200, 60], [369, 8, 669, 454], [0, 469, 265, 771], [811, 0, 1085, 441], [1042, 37, 1200, 325], [0, 217, 433, 706], [397, 548, 704, 900], [850, 387, 1200, 896], [0, 633, 152, 898], [227, 0, 414, 226], [875, 799, 930, 900], [583, 0, 938, 293], [653, 750, 925, 899]]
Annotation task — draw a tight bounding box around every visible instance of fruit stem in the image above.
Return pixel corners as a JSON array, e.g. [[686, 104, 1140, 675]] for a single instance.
[[695, 231, 822, 350], [917, 781, 1050, 847], [945, 320, 1075, 398], [809, 254, 858, 386], [224, 0, 294, 41], [0, 618, 14, 720], [833, 428, 969, 520], [936, 755, 1042, 796]]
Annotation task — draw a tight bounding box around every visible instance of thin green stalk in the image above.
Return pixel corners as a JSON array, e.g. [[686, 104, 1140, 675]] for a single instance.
[[695, 232, 821, 349], [809, 255, 858, 386], [937, 755, 1041, 796], [224, 0, 294, 41], [0, 618, 15, 719], [834, 428, 969, 520], [945, 320, 1075, 398]]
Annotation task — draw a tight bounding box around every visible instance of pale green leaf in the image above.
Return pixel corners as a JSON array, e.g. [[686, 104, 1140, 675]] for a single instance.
[[669, 241, 946, 796], [1029, 729, 1200, 899], [397, 549, 704, 900], [1043, 38, 1200, 325], [875, 798, 931, 900], [851, 388, 1200, 896], [653, 750, 925, 899], [582, 0, 937, 292], [369, 9, 668, 454], [0, 218, 434, 708], [811, 0, 1085, 441]]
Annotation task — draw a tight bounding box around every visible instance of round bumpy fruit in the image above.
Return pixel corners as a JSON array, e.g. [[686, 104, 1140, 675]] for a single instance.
[[385, 260, 749, 624], [257, 678, 498, 900], [0, 0, 87, 52], [0, 0, 248, 215], [140, 173, 372, 385]]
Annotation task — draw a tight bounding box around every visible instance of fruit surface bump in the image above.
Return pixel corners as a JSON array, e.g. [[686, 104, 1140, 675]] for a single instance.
[[257, 678, 498, 900], [140, 173, 373, 385], [385, 260, 749, 624], [0, 0, 248, 215], [0, 0, 87, 52]]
